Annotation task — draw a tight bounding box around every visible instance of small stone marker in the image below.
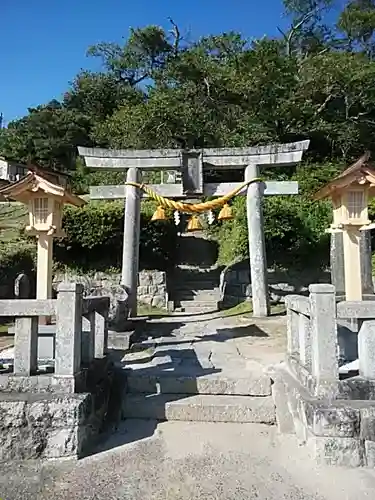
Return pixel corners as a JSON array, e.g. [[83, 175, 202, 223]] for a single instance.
[[14, 273, 30, 299]]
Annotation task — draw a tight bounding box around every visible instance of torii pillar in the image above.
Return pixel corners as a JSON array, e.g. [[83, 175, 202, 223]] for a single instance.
[[122, 167, 142, 316]]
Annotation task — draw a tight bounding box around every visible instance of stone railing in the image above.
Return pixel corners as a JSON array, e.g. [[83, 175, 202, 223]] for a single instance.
[[336, 300, 375, 381], [285, 284, 338, 398], [0, 283, 112, 460], [0, 282, 109, 393], [276, 284, 375, 467]]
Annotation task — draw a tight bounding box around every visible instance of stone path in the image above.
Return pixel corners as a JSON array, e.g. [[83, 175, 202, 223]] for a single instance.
[[2, 420, 375, 499], [119, 311, 287, 422], [129, 311, 287, 370]]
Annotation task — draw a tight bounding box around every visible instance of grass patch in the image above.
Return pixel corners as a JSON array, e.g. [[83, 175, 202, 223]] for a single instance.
[[0, 323, 11, 334], [137, 303, 170, 317], [221, 301, 286, 318], [222, 301, 253, 317]]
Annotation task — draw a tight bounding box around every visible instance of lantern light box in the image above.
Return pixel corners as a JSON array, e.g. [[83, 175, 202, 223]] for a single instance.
[[0, 166, 85, 309], [314, 152, 375, 300]]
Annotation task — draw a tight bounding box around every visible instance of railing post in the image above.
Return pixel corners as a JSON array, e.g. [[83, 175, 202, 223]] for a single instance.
[[299, 313, 311, 370], [82, 313, 95, 365], [309, 284, 338, 396], [55, 283, 83, 376], [358, 320, 375, 380], [94, 310, 108, 359], [13, 317, 38, 376], [285, 298, 299, 357]]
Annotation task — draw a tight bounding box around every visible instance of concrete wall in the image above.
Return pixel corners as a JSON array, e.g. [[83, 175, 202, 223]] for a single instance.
[[219, 259, 330, 308]]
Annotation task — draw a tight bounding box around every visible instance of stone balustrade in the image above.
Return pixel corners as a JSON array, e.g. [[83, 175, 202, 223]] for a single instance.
[[0, 283, 109, 391], [0, 283, 112, 460], [275, 284, 375, 467], [285, 284, 338, 398]]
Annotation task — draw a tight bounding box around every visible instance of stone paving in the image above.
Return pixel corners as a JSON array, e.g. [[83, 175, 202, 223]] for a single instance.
[[127, 311, 287, 374]]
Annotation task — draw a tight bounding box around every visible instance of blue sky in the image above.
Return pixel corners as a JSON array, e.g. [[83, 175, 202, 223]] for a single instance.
[[0, 0, 290, 124]]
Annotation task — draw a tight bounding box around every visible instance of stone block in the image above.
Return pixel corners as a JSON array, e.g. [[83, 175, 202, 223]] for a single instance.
[[138, 272, 153, 286], [151, 271, 165, 286], [338, 376, 375, 400], [227, 284, 243, 298], [304, 402, 360, 438], [151, 296, 165, 308], [123, 394, 275, 424], [148, 284, 159, 295], [126, 372, 271, 396], [14, 316, 38, 376], [309, 283, 339, 397], [156, 285, 166, 294], [137, 285, 149, 296], [365, 440, 375, 467], [311, 436, 365, 467], [272, 375, 295, 434], [358, 320, 375, 380], [44, 427, 81, 458], [140, 295, 153, 306], [0, 392, 96, 460], [360, 405, 375, 441]]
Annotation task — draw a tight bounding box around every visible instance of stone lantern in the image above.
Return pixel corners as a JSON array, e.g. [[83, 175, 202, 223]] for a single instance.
[[314, 152, 375, 300], [0, 166, 85, 313]]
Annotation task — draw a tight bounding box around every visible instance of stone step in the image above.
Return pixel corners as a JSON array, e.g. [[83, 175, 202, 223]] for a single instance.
[[126, 372, 272, 396], [174, 278, 220, 290], [122, 394, 275, 424], [178, 300, 218, 308], [174, 294, 219, 304], [174, 289, 220, 297], [175, 304, 219, 316]]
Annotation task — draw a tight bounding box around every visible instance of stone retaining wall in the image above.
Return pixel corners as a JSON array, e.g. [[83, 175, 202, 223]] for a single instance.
[[53, 270, 168, 310], [219, 258, 330, 307]]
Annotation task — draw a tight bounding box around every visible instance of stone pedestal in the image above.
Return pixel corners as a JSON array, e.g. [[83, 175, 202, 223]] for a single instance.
[[330, 231, 373, 297]]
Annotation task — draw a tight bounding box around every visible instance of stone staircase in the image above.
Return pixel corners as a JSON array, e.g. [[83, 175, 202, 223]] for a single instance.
[[172, 268, 221, 314], [172, 265, 225, 314], [120, 323, 276, 424], [170, 231, 221, 314]]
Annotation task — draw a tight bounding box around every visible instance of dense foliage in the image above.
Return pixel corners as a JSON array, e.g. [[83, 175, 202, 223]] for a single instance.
[[2, 0, 375, 268], [54, 201, 178, 271]]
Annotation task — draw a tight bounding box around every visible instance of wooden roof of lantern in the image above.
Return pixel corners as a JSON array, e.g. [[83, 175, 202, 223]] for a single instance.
[[0, 166, 85, 207], [313, 152, 375, 201]]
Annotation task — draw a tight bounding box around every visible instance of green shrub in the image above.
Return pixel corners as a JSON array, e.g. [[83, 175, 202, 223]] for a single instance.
[[210, 193, 332, 270], [54, 200, 178, 271], [0, 241, 36, 283]]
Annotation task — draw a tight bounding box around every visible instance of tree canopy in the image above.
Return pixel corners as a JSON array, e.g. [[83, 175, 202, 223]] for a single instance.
[[2, 1, 375, 268], [2, 1, 375, 169]]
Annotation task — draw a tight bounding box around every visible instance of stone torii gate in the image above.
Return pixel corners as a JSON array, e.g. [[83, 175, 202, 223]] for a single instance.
[[78, 141, 310, 317]]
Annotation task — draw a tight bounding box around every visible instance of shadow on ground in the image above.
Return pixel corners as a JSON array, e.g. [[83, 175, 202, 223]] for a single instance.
[[91, 317, 271, 456]]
